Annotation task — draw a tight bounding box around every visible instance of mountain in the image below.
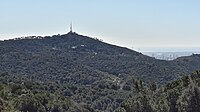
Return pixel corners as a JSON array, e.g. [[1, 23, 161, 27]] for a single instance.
[[0, 32, 200, 111], [1, 32, 200, 83]]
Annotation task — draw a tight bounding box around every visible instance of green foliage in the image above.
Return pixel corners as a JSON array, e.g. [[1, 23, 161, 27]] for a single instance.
[[118, 72, 200, 112], [0, 33, 200, 111], [0, 76, 87, 112], [1, 70, 200, 112], [177, 83, 200, 112], [133, 78, 144, 92], [181, 76, 191, 87], [149, 81, 157, 92], [10, 84, 23, 94]]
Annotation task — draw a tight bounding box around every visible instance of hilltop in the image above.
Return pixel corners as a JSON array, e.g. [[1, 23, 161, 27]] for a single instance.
[[1, 32, 200, 84]]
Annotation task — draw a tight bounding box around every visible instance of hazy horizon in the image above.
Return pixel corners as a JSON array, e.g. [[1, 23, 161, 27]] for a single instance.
[[135, 47, 200, 53], [1, 0, 200, 49]]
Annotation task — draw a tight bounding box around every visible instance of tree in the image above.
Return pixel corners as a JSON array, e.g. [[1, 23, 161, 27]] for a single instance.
[[177, 84, 200, 112], [149, 81, 157, 92]]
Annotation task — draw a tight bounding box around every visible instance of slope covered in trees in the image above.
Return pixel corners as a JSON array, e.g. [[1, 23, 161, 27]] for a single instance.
[[1, 32, 200, 84], [116, 71, 200, 112], [0, 32, 200, 111], [0, 73, 90, 112], [1, 69, 200, 111]]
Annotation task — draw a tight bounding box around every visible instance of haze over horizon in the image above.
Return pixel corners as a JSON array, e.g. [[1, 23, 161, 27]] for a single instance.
[[1, 0, 200, 50]]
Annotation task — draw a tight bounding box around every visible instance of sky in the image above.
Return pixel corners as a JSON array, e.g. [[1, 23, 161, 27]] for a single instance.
[[0, 0, 200, 51]]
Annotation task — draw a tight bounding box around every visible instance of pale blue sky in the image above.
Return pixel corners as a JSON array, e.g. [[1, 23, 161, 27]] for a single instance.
[[0, 0, 200, 49]]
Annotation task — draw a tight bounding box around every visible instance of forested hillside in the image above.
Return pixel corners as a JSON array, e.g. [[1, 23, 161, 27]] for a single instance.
[[0, 69, 200, 111], [1, 32, 200, 84], [0, 32, 200, 111], [116, 71, 200, 112]]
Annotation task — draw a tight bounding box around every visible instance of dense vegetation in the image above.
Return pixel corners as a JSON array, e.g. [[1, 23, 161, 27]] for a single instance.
[[1, 32, 200, 84], [0, 73, 87, 112], [0, 71, 200, 111], [0, 32, 200, 111], [116, 71, 200, 112]]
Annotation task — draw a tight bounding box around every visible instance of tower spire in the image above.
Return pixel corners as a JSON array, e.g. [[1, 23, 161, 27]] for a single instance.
[[70, 22, 72, 33]]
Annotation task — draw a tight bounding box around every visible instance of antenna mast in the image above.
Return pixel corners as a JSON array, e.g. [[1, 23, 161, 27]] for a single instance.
[[70, 22, 72, 33]]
